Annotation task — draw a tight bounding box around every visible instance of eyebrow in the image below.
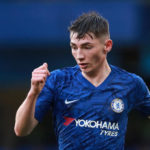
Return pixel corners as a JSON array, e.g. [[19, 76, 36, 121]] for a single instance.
[[70, 42, 93, 46]]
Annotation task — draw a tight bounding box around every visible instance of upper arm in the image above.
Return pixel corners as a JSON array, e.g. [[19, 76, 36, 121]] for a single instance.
[[134, 76, 150, 116], [34, 74, 55, 122]]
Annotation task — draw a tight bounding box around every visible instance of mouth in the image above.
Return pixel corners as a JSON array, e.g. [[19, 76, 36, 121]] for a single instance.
[[78, 63, 88, 69]]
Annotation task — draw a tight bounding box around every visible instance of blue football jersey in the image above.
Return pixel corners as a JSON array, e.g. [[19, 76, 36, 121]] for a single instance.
[[35, 65, 150, 150]]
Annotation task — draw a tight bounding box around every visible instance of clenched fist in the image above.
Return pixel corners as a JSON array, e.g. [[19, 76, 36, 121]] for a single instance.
[[31, 63, 50, 94]]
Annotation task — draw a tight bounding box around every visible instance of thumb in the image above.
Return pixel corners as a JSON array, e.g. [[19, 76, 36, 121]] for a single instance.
[[43, 62, 50, 75], [43, 62, 48, 68]]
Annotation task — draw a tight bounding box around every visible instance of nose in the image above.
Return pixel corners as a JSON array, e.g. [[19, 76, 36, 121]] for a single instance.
[[76, 49, 85, 60]]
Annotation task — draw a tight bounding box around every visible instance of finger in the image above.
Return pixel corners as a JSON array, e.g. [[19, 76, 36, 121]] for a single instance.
[[32, 74, 47, 79], [32, 72, 50, 81], [33, 70, 49, 75], [32, 76, 46, 83], [33, 67, 50, 75], [33, 70, 50, 76]]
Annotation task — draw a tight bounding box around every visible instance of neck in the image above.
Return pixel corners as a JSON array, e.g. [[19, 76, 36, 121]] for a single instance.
[[82, 61, 111, 87]]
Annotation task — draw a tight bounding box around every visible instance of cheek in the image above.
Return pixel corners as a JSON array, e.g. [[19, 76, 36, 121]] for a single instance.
[[93, 55, 101, 63], [72, 51, 76, 59], [91, 53, 104, 64], [91, 52, 100, 60]]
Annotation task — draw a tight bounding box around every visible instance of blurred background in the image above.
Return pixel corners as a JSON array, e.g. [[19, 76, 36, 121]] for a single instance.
[[0, 0, 150, 150]]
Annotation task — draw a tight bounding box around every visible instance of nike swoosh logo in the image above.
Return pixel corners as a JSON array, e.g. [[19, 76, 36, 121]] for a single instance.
[[65, 99, 79, 104]]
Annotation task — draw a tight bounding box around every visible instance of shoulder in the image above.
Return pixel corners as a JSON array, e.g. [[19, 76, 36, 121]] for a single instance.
[[51, 65, 79, 77], [110, 65, 144, 85], [47, 65, 80, 82]]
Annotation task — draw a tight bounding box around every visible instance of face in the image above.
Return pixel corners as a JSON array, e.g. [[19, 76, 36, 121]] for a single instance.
[[70, 32, 112, 75]]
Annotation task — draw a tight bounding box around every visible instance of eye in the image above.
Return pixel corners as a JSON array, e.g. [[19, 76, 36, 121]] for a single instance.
[[84, 45, 93, 49], [71, 45, 78, 50]]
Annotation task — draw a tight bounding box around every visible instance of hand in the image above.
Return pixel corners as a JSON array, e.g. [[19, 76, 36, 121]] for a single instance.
[[30, 63, 50, 94]]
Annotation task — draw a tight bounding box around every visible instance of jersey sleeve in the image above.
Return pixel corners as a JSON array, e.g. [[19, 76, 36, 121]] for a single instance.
[[134, 76, 150, 116], [34, 73, 56, 122]]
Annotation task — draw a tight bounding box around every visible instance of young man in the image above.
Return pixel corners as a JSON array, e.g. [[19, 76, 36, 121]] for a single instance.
[[14, 12, 150, 150]]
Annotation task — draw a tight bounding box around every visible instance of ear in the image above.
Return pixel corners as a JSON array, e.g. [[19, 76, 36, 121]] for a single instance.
[[104, 39, 113, 53]]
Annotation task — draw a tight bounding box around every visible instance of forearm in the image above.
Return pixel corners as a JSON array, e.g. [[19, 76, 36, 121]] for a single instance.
[[14, 89, 39, 136], [14, 63, 50, 136]]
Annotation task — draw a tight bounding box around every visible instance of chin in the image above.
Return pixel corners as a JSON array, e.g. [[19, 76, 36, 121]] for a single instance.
[[80, 68, 91, 74], [81, 67, 98, 76]]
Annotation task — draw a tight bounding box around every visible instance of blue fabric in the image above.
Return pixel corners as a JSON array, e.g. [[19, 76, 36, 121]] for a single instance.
[[35, 65, 150, 150]]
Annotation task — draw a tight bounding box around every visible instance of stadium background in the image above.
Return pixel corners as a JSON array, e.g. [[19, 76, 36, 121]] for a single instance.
[[0, 0, 150, 149]]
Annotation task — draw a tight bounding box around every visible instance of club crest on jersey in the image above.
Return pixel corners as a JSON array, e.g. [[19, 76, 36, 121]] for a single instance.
[[111, 98, 124, 113]]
